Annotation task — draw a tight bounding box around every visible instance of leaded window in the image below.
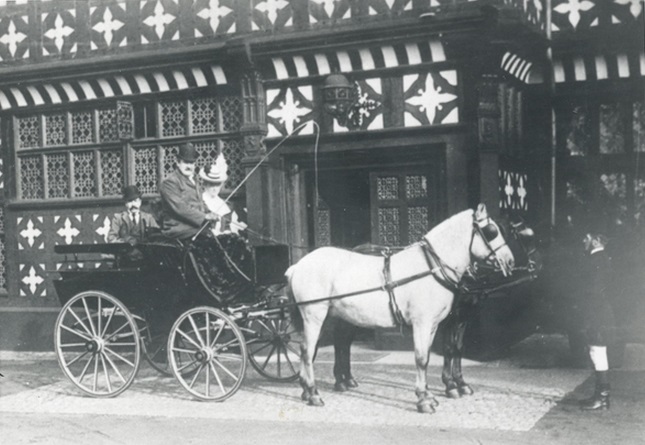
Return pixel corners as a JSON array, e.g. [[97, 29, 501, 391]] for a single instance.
[[13, 94, 246, 202]]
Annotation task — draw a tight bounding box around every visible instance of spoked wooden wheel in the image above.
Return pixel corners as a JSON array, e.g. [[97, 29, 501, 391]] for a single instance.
[[168, 307, 247, 401], [54, 291, 141, 397], [134, 315, 171, 375], [244, 309, 301, 382]]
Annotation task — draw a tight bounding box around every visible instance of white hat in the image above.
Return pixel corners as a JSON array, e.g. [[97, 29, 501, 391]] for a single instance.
[[200, 153, 228, 183]]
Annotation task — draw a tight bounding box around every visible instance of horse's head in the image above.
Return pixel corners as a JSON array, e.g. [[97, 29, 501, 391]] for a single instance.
[[470, 204, 516, 276]]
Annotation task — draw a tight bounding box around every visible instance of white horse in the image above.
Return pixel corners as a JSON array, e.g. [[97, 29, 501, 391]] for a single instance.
[[285, 204, 515, 413]]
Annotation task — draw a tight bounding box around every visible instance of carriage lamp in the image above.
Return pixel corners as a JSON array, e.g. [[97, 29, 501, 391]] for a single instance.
[[321, 73, 355, 126]]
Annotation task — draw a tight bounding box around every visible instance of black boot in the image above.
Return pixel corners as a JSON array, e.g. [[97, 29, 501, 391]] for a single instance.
[[580, 389, 610, 411]]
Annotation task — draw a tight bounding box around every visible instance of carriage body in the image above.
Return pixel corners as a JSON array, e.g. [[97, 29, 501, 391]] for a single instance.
[[52, 238, 298, 401]]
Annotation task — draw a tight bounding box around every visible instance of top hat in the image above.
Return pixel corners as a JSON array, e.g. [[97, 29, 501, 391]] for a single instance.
[[199, 153, 228, 184], [178, 142, 199, 163], [122, 185, 142, 202]]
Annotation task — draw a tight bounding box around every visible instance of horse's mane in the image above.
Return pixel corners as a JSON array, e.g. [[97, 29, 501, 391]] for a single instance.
[[425, 209, 474, 243]]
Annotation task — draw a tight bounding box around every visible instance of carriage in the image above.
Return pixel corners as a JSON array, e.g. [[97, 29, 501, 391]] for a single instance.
[[52, 235, 301, 402]]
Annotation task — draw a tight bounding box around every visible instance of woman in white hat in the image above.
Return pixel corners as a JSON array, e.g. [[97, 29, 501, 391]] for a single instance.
[[200, 153, 247, 236]]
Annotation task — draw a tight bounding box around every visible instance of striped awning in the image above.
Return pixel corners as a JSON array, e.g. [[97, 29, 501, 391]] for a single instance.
[[264, 39, 447, 80], [553, 51, 645, 83], [501, 50, 645, 85], [500, 52, 542, 84], [0, 64, 228, 110]]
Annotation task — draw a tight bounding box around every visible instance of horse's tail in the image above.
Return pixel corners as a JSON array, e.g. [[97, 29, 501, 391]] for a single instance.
[[284, 265, 304, 332]]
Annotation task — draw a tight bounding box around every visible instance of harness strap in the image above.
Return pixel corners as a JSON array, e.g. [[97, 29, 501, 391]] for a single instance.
[[420, 239, 461, 293], [382, 255, 405, 326]]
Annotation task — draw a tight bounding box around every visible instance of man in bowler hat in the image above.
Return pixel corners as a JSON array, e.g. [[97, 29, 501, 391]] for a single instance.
[[159, 142, 219, 239], [108, 185, 159, 244]]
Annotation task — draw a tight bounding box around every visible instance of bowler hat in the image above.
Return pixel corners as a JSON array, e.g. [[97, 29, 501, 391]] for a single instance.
[[178, 142, 199, 163], [122, 185, 141, 202]]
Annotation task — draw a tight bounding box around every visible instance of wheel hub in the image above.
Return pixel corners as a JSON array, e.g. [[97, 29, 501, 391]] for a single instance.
[[195, 348, 213, 363], [86, 337, 104, 354]]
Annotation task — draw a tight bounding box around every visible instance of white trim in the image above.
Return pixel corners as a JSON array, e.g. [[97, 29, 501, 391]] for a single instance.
[[189, 68, 205, 88], [26, 85, 44, 105], [211, 65, 227, 84], [114, 76, 132, 95], [79, 80, 96, 99], [44, 84, 61, 103], [153, 72, 170, 91], [134, 74, 151, 93], [97, 78, 114, 97], [272, 57, 288, 80], [10, 87, 27, 106]]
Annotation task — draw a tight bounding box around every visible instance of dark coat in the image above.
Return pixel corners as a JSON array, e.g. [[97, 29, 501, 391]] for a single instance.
[[107, 211, 159, 244], [579, 249, 615, 345], [159, 169, 208, 240]]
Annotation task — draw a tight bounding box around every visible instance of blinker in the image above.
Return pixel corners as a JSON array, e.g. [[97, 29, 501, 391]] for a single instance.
[[481, 224, 499, 242]]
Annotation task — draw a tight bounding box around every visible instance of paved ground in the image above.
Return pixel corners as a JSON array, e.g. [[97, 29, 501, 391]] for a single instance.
[[1, 334, 644, 444]]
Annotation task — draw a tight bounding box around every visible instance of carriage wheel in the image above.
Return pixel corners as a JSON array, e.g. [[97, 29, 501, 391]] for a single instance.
[[134, 315, 171, 376], [168, 307, 247, 401], [244, 308, 301, 382], [54, 291, 141, 397]]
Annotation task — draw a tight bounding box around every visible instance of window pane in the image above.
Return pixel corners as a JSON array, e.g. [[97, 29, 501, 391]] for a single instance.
[[99, 109, 119, 142], [46, 153, 69, 198], [19, 155, 44, 199], [72, 151, 96, 197], [566, 106, 591, 156], [45, 114, 67, 146], [599, 103, 625, 154], [71, 111, 94, 144], [599, 172, 627, 227], [160, 101, 186, 137], [191, 98, 218, 134], [133, 147, 158, 195], [18, 116, 41, 149], [635, 178, 645, 226], [100, 150, 124, 197], [634, 102, 645, 152]]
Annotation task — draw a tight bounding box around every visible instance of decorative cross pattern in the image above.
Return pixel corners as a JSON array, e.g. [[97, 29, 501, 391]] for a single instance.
[[403, 70, 459, 126], [0, 17, 29, 60], [55, 215, 81, 245], [252, 0, 292, 31], [91, 4, 127, 49], [553, 0, 597, 30], [94, 214, 111, 243], [499, 170, 529, 211], [196, 0, 236, 35], [20, 264, 46, 297], [141, 0, 179, 43], [309, 0, 351, 23], [366, 0, 412, 15], [18, 217, 44, 250], [266, 86, 314, 137], [42, 10, 76, 55]]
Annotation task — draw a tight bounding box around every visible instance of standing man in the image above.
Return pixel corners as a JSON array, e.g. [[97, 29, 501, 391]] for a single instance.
[[108, 185, 159, 244], [159, 142, 218, 240], [579, 232, 614, 411]]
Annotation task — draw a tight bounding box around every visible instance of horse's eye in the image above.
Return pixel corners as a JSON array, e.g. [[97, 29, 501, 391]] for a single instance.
[[481, 224, 499, 242]]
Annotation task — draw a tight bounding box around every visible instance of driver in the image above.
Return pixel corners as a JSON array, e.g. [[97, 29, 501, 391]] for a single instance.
[[159, 142, 219, 240]]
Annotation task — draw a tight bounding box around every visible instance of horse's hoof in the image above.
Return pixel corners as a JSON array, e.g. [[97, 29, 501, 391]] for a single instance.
[[334, 382, 348, 392], [446, 388, 461, 399], [459, 385, 474, 396], [301, 390, 309, 401], [308, 396, 325, 407], [417, 400, 436, 414], [429, 397, 440, 408], [345, 378, 358, 388]]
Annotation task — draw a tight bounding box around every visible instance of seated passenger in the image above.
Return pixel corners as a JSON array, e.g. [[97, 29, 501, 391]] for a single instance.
[[200, 153, 247, 236], [107, 185, 159, 244], [159, 142, 219, 240]]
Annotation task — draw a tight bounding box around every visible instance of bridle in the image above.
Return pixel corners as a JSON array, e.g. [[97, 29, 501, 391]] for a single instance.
[[470, 214, 512, 276]]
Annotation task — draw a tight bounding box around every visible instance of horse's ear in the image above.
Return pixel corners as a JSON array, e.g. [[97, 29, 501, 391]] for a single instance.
[[475, 203, 488, 219]]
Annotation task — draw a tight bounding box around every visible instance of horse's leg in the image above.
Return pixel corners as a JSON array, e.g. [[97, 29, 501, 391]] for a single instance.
[[453, 302, 475, 396], [333, 318, 358, 392], [441, 311, 461, 399], [299, 309, 326, 407], [413, 322, 440, 414]]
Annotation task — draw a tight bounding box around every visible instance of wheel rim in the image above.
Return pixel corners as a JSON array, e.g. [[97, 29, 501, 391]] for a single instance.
[[54, 291, 141, 397], [245, 311, 301, 382], [168, 307, 247, 401]]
